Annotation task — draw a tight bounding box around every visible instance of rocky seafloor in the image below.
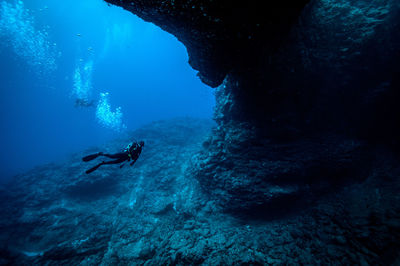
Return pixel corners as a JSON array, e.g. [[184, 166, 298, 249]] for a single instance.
[[0, 117, 399, 265]]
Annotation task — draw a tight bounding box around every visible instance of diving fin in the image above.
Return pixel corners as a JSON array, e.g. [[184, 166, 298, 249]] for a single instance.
[[85, 163, 103, 174], [82, 153, 101, 162]]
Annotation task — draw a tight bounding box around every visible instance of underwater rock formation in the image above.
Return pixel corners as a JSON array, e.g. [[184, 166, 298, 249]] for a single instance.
[[0, 0, 399, 264], [0, 118, 400, 264], [105, 0, 311, 87], [106, 0, 400, 213]]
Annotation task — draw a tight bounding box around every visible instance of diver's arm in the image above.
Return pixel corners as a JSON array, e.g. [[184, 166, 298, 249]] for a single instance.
[[130, 156, 140, 166]]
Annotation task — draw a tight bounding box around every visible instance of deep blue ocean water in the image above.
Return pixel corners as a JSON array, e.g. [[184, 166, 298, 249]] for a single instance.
[[0, 0, 215, 180]]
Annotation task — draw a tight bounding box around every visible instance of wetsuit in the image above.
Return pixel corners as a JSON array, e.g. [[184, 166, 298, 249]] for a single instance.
[[83, 142, 143, 174]]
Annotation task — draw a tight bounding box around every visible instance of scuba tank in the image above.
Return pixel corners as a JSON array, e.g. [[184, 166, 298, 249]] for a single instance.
[[124, 142, 133, 153], [124, 142, 138, 158]]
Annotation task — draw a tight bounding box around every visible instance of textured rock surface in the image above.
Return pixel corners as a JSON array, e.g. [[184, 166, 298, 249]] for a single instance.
[[0, 118, 400, 264], [105, 0, 310, 87], [104, 0, 400, 211]]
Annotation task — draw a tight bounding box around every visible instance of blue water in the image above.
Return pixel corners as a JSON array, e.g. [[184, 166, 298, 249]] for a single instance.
[[0, 0, 215, 180]]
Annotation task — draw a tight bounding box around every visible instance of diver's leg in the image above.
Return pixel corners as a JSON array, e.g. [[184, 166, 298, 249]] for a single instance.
[[82, 152, 103, 162], [100, 153, 126, 159], [85, 158, 126, 174], [85, 162, 104, 174], [101, 158, 126, 165]]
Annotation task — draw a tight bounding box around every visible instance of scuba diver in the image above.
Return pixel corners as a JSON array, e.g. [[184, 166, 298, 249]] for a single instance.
[[82, 141, 144, 174], [75, 98, 95, 108]]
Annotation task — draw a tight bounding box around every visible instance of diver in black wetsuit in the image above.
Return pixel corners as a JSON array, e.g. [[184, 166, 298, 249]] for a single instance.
[[75, 98, 95, 108], [83, 141, 144, 174]]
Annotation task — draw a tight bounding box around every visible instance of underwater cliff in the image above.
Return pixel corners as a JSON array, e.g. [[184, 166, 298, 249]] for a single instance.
[[105, 0, 400, 214], [1, 0, 400, 264]]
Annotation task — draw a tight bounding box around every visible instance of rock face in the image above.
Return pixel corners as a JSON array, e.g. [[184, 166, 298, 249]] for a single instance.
[[105, 0, 311, 87], [1, 118, 400, 265], [106, 0, 400, 213]]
